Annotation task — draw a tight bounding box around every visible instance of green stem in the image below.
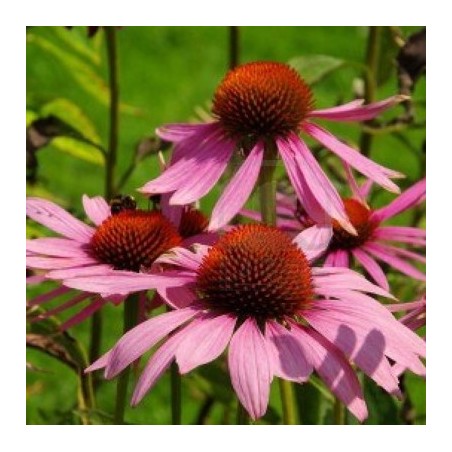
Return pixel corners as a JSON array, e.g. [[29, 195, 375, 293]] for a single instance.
[[170, 361, 182, 424], [360, 26, 382, 157], [114, 294, 139, 425], [229, 26, 239, 70], [258, 141, 297, 425], [236, 401, 249, 425], [89, 311, 102, 365], [333, 397, 346, 425]]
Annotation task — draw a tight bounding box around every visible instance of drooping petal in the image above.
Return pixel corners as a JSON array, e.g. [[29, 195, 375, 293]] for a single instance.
[[228, 318, 273, 420], [303, 123, 403, 193], [352, 247, 389, 291], [82, 195, 110, 226], [277, 137, 330, 225], [26, 255, 98, 270], [26, 198, 94, 242], [286, 133, 354, 234], [265, 321, 313, 383], [293, 224, 332, 262], [373, 226, 426, 246], [60, 297, 106, 331], [176, 313, 236, 373], [308, 95, 407, 122], [47, 264, 114, 280], [103, 307, 200, 378], [290, 324, 368, 422], [371, 178, 426, 222], [208, 142, 264, 231], [363, 242, 425, 280], [131, 331, 186, 406], [26, 238, 88, 258], [332, 249, 350, 268], [27, 285, 72, 307], [156, 122, 217, 143], [160, 193, 183, 228]]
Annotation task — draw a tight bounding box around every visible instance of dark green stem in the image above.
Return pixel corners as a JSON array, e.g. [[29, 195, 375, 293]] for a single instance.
[[170, 361, 182, 424], [333, 397, 346, 425], [229, 26, 239, 70], [89, 311, 102, 365], [114, 294, 139, 425], [237, 401, 249, 425], [360, 26, 382, 157]]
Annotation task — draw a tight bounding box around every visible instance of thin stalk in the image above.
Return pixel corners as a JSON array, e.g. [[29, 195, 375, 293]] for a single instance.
[[259, 141, 297, 425], [229, 26, 239, 70], [170, 361, 182, 424], [114, 294, 139, 425], [333, 397, 346, 425], [237, 401, 249, 425], [359, 26, 382, 157], [89, 26, 120, 369]]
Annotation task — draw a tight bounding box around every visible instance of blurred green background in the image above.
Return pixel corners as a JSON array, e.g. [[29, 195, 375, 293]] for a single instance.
[[26, 26, 425, 425]]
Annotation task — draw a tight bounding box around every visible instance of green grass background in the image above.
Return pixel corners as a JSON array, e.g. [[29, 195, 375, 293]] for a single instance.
[[26, 26, 426, 425]]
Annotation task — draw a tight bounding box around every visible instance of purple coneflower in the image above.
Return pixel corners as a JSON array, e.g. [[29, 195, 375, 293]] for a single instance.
[[82, 224, 425, 422], [26, 194, 212, 328], [140, 61, 405, 234], [243, 177, 426, 290]]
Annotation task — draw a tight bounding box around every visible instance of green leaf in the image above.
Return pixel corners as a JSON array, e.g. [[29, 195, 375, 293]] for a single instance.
[[26, 109, 39, 127], [376, 27, 400, 86], [289, 55, 346, 85], [51, 137, 104, 166], [404, 373, 426, 423], [40, 98, 101, 145], [294, 381, 329, 424]]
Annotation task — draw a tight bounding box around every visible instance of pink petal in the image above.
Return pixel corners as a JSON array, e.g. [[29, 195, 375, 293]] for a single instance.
[[131, 331, 186, 406], [157, 284, 198, 309], [208, 142, 264, 231], [104, 307, 200, 378], [26, 198, 94, 242], [333, 249, 350, 267], [26, 255, 98, 270], [277, 137, 330, 225], [308, 95, 407, 122], [363, 242, 425, 281], [303, 123, 403, 193], [373, 226, 426, 246], [287, 133, 354, 233], [376, 242, 426, 264], [371, 178, 426, 222], [82, 195, 110, 226], [386, 300, 426, 313], [154, 247, 202, 271], [323, 251, 338, 267], [352, 247, 389, 291], [59, 297, 106, 331], [156, 122, 217, 143], [30, 292, 91, 322], [27, 285, 71, 307], [86, 350, 112, 373], [290, 324, 368, 422], [228, 318, 273, 420], [26, 238, 88, 258], [176, 313, 236, 373], [63, 271, 195, 296], [181, 232, 219, 248], [307, 99, 365, 118], [359, 179, 374, 200], [265, 321, 313, 383], [47, 264, 114, 280], [293, 224, 333, 262], [26, 275, 46, 285], [160, 193, 182, 227]]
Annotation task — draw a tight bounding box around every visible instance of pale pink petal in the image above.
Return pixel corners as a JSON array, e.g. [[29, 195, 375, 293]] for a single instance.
[[373, 226, 426, 246], [363, 242, 425, 281], [303, 308, 401, 395], [156, 122, 217, 143], [359, 179, 374, 200], [277, 137, 330, 225], [176, 313, 236, 373], [82, 195, 110, 226], [287, 133, 354, 233], [308, 95, 407, 122], [85, 350, 112, 373], [375, 242, 426, 264], [63, 271, 195, 296], [342, 162, 364, 203], [27, 255, 98, 270], [27, 198, 94, 242], [208, 142, 264, 231], [386, 300, 426, 313], [27, 285, 71, 307], [290, 324, 368, 422], [26, 275, 46, 285], [26, 238, 88, 258], [104, 307, 200, 378], [154, 247, 202, 271], [47, 264, 114, 280], [266, 321, 313, 383], [303, 123, 403, 193], [160, 193, 183, 227], [131, 331, 186, 406], [157, 284, 197, 309], [352, 248, 389, 291], [293, 224, 332, 262], [371, 178, 426, 223], [228, 318, 273, 420], [60, 297, 106, 331], [307, 99, 365, 118], [169, 139, 234, 205]]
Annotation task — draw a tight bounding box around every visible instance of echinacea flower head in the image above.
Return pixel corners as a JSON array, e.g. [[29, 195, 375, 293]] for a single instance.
[[26, 194, 212, 328], [86, 224, 425, 422], [243, 176, 426, 290], [140, 61, 405, 234]]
